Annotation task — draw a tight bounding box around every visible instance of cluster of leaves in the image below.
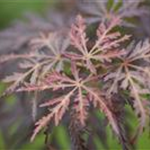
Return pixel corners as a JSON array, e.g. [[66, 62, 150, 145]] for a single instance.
[[0, 0, 150, 150], [77, 0, 147, 26]]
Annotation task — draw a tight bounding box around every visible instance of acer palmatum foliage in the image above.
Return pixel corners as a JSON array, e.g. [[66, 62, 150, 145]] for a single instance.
[[68, 15, 130, 74], [0, 6, 150, 150], [104, 39, 150, 140], [78, 0, 147, 27], [0, 10, 74, 54], [19, 62, 122, 143], [1, 32, 69, 120], [1, 32, 69, 95]]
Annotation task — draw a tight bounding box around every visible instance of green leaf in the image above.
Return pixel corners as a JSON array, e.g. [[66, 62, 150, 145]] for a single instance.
[[55, 125, 70, 149]]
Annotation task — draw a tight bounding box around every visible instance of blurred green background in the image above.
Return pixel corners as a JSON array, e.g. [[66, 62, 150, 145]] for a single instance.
[[0, 0, 150, 150], [0, 0, 60, 29]]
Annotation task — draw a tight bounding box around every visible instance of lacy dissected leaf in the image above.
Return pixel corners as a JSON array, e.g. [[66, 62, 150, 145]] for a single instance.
[[1, 32, 69, 96], [104, 39, 150, 139], [104, 39, 150, 93], [30, 91, 72, 142], [78, 0, 147, 27], [68, 15, 130, 74], [17, 62, 121, 142]]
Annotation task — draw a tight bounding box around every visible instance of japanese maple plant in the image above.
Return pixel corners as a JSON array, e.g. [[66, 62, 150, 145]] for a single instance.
[[0, 0, 150, 150]]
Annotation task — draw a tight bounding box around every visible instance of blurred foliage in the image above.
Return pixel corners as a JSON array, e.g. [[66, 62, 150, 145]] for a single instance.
[[0, 0, 57, 29], [0, 0, 150, 150]]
